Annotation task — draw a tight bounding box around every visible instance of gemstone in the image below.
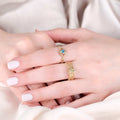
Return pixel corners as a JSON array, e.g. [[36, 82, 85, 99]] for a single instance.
[[61, 50, 65, 54]]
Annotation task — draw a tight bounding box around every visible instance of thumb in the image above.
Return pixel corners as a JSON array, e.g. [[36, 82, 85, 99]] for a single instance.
[[44, 28, 92, 43]]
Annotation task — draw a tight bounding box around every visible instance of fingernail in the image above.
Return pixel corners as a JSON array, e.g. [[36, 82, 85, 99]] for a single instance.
[[8, 61, 20, 70], [7, 77, 18, 86], [22, 93, 33, 102]]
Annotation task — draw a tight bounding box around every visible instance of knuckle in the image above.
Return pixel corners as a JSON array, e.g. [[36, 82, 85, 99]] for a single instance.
[[22, 37, 33, 46], [16, 37, 34, 50], [23, 37, 33, 44]]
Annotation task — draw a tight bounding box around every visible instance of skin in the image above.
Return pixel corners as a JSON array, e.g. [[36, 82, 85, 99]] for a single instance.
[[0, 29, 72, 108], [8, 28, 120, 108]]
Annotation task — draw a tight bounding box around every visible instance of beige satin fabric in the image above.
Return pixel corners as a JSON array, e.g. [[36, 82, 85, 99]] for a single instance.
[[0, 0, 120, 120]]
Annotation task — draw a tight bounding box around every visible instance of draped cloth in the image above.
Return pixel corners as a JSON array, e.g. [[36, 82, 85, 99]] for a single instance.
[[0, 0, 120, 120]]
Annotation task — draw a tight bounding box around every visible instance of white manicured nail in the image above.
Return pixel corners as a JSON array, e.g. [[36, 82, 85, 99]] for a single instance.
[[22, 93, 33, 102], [7, 77, 18, 86], [8, 61, 20, 70]]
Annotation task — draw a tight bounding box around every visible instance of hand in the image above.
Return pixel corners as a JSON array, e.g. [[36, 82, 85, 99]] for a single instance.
[[0, 29, 58, 107], [7, 28, 120, 108], [0, 29, 73, 108]]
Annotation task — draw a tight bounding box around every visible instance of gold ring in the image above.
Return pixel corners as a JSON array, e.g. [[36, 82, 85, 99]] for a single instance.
[[58, 45, 66, 63], [66, 62, 75, 80]]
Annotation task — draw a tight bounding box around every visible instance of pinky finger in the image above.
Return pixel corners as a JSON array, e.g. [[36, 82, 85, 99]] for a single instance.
[[55, 94, 97, 108]]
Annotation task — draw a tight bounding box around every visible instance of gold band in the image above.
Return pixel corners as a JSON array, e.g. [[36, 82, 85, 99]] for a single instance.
[[66, 62, 75, 80], [58, 45, 66, 63]]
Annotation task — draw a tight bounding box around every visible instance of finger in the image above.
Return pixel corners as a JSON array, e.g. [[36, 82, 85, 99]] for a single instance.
[[7, 32, 56, 71], [26, 31, 57, 108], [27, 84, 43, 106], [10, 76, 39, 106], [21, 79, 91, 102], [54, 94, 97, 108], [28, 83, 58, 108], [43, 29, 78, 43], [22, 102, 40, 107], [5, 69, 27, 102], [16, 31, 55, 54], [23, 32, 71, 107], [5, 37, 42, 106], [4, 49, 40, 106], [9, 71, 40, 106], [47, 82, 73, 105], [10, 85, 28, 101], [33, 31, 55, 49], [7, 62, 79, 86], [40, 98, 58, 109], [10, 78, 40, 106], [6, 32, 56, 106], [44, 28, 91, 43], [7, 43, 76, 71]]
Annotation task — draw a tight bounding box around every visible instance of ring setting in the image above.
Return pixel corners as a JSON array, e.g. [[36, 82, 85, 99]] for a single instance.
[[58, 46, 66, 63], [66, 62, 75, 80]]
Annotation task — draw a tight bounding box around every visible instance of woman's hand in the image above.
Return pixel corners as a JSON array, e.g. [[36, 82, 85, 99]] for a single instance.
[[0, 29, 73, 108], [0, 29, 59, 108], [7, 28, 120, 108]]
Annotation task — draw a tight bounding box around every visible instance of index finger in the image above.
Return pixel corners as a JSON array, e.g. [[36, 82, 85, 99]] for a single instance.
[[7, 43, 76, 71]]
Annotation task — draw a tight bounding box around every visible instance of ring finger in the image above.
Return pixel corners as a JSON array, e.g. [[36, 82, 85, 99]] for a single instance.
[[7, 62, 79, 86]]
